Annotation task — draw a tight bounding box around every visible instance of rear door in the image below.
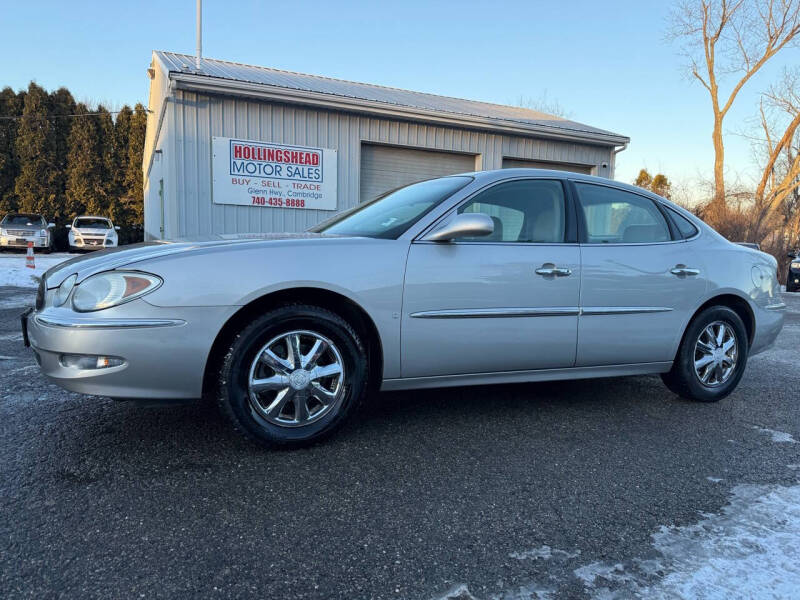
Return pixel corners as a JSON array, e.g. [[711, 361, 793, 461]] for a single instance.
[[401, 178, 581, 378], [573, 182, 707, 366]]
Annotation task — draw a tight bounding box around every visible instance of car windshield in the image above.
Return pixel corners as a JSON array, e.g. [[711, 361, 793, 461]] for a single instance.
[[75, 218, 111, 229], [312, 176, 473, 239], [2, 214, 43, 227]]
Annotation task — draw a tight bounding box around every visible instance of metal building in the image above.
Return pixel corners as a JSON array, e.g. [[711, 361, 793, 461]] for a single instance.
[[143, 50, 629, 240]]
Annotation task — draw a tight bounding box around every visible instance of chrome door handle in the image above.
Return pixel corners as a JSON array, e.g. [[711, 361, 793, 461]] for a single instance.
[[670, 265, 700, 276], [536, 264, 572, 277]]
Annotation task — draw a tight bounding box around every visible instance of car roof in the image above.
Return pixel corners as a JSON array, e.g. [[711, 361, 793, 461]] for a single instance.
[[3, 213, 44, 219]]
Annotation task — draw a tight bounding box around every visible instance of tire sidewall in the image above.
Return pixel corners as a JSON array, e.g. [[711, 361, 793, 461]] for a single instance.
[[220, 305, 367, 445], [676, 306, 749, 401]]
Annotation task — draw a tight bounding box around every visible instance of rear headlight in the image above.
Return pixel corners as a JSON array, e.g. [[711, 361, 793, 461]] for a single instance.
[[72, 271, 162, 312]]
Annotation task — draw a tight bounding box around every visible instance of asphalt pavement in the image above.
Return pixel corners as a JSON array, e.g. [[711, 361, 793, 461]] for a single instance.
[[1, 286, 798, 599]]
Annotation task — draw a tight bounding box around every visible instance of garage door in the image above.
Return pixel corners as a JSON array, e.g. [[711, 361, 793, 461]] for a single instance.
[[502, 157, 595, 175], [360, 144, 476, 203]]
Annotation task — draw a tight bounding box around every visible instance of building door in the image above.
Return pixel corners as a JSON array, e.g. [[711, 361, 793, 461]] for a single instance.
[[360, 144, 476, 204], [503, 157, 595, 175]]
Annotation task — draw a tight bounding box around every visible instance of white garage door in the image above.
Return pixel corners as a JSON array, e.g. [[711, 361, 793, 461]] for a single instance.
[[360, 144, 476, 203], [502, 157, 595, 175]]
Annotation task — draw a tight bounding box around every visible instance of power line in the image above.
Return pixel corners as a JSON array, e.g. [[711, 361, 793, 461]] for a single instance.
[[0, 109, 151, 121]]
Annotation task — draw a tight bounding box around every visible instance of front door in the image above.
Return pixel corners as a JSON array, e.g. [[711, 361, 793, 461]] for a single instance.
[[401, 178, 581, 378], [573, 182, 707, 366]]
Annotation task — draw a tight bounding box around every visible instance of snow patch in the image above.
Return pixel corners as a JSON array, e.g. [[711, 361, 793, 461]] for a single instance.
[[752, 426, 798, 444], [573, 482, 800, 598], [706, 477, 724, 483], [510, 545, 580, 561], [434, 584, 480, 600], [0, 292, 35, 309], [0, 253, 72, 288]]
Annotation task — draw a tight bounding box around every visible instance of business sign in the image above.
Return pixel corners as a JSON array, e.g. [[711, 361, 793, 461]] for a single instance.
[[212, 137, 337, 210]]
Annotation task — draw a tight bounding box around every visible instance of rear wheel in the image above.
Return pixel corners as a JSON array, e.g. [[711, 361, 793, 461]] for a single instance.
[[661, 306, 748, 402], [216, 304, 369, 447]]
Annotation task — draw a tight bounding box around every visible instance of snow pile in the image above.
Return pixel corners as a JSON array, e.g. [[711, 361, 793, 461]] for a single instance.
[[576, 482, 800, 599], [0, 252, 72, 288]]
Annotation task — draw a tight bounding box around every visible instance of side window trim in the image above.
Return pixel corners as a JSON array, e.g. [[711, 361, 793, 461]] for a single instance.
[[570, 180, 681, 245], [424, 177, 575, 245], [664, 206, 700, 240]]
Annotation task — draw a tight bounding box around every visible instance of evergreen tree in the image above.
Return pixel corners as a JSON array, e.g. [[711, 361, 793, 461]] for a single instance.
[[92, 105, 116, 216], [49, 87, 76, 221], [65, 103, 105, 218], [14, 82, 58, 216], [124, 103, 147, 224], [0, 87, 24, 213]]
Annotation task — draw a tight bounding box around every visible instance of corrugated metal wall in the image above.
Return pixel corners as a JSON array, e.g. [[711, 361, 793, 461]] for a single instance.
[[158, 90, 614, 239]]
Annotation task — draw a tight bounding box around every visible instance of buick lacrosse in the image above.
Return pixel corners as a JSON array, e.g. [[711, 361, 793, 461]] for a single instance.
[[23, 170, 785, 446]]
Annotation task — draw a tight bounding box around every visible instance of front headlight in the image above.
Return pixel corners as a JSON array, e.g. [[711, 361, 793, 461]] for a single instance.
[[55, 274, 77, 306], [40, 229, 47, 237], [792, 261, 800, 270], [72, 271, 162, 312], [0, 228, 7, 236]]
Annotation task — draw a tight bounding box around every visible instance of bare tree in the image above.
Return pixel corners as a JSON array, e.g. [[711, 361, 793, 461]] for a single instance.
[[748, 69, 800, 261], [516, 91, 572, 119], [670, 0, 800, 216]]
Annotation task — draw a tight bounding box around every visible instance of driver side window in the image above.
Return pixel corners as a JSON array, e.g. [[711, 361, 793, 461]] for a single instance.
[[457, 179, 566, 243]]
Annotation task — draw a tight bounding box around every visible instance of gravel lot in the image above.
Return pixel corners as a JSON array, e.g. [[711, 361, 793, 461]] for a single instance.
[[1, 284, 798, 599]]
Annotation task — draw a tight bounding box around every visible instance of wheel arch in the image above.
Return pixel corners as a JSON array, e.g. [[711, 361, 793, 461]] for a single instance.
[[676, 293, 756, 359], [201, 286, 384, 398]]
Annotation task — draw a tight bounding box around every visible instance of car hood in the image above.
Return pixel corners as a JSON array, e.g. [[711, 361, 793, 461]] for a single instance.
[[73, 227, 114, 235], [43, 232, 342, 288]]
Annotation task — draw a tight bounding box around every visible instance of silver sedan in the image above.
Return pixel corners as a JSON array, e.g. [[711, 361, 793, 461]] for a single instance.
[[23, 169, 786, 446]]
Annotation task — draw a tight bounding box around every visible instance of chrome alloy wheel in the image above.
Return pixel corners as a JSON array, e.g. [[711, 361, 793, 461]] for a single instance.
[[693, 321, 738, 387], [247, 330, 345, 427]]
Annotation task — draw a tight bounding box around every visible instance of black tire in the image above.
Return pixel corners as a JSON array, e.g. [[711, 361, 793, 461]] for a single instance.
[[216, 304, 369, 447], [661, 306, 748, 402]]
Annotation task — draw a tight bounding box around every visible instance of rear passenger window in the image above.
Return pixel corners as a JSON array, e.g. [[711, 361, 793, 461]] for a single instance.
[[667, 208, 699, 239], [457, 179, 566, 243], [575, 183, 671, 244]]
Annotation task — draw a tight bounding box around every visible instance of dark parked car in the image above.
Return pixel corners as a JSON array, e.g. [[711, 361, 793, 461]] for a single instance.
[[788, 253, 800, 292]]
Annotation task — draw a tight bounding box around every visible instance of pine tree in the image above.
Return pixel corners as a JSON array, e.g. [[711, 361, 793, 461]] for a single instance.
[[49, 88, 76, 222], [124, 103, 147, 224], [14, 82, 58, 216], [110, 105, 133, 227], [65, 103, 105, 218], [0, 87, 24, 213], [92, 105, 116, 216]]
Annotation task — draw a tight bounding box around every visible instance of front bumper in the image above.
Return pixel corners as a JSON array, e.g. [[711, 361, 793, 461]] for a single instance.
[[1, 235, 49, 248], [25, 301, 237, 399], [70, 237, 117, 250]]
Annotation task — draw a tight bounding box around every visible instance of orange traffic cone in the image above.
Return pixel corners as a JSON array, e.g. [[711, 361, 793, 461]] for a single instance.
[[26, 241, 35, 269]]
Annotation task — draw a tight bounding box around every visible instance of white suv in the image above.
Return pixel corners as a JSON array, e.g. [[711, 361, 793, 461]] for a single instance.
[[67, 216, 120, 251]]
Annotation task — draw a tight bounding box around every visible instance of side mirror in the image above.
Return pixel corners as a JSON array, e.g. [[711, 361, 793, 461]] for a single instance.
[[65, 224, 71, 229], [114, 226, 120, 231], [425, 212, 494, 242], [47, 223, 55, 229], [788, 253, 796, 259]]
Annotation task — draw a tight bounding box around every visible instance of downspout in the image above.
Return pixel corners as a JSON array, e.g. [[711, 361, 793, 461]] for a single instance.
[[611, 142, 628, 179]]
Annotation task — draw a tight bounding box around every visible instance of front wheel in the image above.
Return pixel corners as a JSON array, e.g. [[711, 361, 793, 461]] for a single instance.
[[216, 304, 369, 447], [661, 306, 748, 402]]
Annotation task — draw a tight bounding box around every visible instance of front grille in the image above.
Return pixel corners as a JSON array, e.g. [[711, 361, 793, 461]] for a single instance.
[[35, 279, 44, 310], [8, 229, 36, 237]]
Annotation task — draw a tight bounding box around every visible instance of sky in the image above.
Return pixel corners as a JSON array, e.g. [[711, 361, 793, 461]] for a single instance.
[[2, 0, 798, 200]]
